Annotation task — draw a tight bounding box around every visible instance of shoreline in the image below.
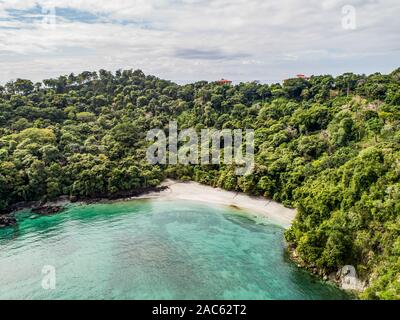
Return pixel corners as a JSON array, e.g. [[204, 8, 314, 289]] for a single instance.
[[1, 179, 296, 228], [0, 185, 168, 225], [2, 179, 357, 294], [131, 179, 296, 228]]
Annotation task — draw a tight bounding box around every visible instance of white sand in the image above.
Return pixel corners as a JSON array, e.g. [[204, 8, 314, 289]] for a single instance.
[[134, 179, 296, 228]]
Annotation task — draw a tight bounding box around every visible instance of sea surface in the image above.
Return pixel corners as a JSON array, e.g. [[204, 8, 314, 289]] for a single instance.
[[0, 200, 349, 299]]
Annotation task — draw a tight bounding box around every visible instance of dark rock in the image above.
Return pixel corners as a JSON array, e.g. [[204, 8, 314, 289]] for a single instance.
[[31, 206, 64, 215], [0, 215, 17, 227], [8, 201, 39, 212]]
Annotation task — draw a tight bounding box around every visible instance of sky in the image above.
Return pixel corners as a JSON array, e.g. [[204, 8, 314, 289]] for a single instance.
[[0, 0, 399, 84]]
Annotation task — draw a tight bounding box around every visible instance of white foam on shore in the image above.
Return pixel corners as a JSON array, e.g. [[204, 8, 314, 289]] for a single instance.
[[133, 179, 296, 228]]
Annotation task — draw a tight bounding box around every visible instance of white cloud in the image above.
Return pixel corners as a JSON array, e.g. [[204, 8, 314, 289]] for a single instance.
[[0, 0, 399, 83]]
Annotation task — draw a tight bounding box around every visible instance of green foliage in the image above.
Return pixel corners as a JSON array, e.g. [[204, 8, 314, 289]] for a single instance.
[[0, 68, 399, 299]]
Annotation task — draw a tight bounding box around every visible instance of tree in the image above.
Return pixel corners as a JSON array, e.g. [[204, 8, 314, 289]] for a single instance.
[[0, 68, 399, 299]]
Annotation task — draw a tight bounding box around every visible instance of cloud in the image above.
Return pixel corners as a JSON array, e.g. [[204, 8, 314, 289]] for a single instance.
[[174, 48, 249, 60], [0, 0, 399, 83]]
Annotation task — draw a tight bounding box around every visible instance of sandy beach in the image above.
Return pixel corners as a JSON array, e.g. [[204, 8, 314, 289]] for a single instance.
[[134, 179, 296, 228]]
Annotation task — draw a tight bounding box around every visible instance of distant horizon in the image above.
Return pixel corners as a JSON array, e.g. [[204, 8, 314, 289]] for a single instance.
[[1, 1, 399, 85], [1, 65, 399, 87]]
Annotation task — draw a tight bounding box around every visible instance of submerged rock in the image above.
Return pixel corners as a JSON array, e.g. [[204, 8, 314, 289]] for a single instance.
[[0, 215, 17, 227], [31, 206, 64, 215]]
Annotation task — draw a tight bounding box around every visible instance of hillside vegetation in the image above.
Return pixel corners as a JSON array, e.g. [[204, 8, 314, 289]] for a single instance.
[[0, 68, 399, 299]]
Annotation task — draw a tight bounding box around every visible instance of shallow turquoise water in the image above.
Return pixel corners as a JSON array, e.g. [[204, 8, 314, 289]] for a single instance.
[[0, 200, 349, 300]]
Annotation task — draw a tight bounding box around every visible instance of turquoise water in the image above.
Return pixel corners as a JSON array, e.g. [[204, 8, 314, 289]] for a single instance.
[[0, 200, 349, 300]]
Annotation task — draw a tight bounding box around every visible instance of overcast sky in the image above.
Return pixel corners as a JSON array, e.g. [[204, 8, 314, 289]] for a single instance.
[[0, 0, 399, 84]]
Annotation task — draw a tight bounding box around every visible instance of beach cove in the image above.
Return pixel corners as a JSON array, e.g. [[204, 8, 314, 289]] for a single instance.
[[0, 186, 350, 299], [134, 180, 296, 228]]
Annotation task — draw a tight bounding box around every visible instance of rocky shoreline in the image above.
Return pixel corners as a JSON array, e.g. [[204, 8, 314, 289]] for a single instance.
[[287, 245, 366, 297], [31, 205, 65, 215], [0, 215, 17, 227], [0, 185, 169, 228]]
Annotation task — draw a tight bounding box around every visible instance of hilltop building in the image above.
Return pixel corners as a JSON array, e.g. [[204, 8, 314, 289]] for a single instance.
[[216, 79, 232, 85]]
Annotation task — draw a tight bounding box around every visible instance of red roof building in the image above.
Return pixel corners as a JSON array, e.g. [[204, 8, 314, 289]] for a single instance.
[[296, 74, 310, 80], [216, 78, 232, 85]]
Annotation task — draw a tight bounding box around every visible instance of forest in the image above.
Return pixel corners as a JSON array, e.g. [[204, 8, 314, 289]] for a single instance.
[[0, 68, 399, 299]]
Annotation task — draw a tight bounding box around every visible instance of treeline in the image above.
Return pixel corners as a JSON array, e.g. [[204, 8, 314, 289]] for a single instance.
[[0, 68, 399, 299]]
